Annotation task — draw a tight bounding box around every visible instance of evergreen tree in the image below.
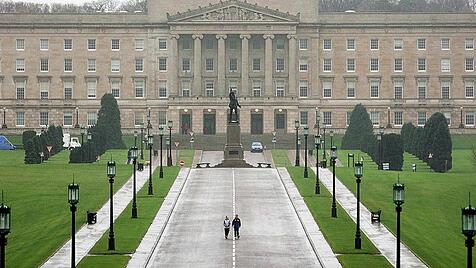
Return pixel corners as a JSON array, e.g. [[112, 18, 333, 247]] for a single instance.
[[95, 93, 125, 150], [22, 131, 36, 147], [382, 133, 404, 170], [401, 123, 416, 153], [424, 112, 453, 172], [24, 139, 40, 164], [341, 104, 374, 150]]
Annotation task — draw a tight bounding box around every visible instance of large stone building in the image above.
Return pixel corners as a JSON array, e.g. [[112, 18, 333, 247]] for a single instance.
[[0, 0, 475, 135]]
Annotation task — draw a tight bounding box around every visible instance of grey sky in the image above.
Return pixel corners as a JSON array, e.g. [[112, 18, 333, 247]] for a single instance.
[[9, 0, 119, 4]]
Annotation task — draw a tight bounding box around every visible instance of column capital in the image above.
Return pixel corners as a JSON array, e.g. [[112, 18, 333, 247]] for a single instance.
[[216, 34, 228, 40], [240, 34, 251, 40], [263, 34, 275, 40], [287, 34, 297, 40], [192, 34, 203, 40], [170, 34, 180, 40]]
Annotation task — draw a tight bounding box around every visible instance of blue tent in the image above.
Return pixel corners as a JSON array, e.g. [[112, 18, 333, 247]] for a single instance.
[[0, 136, 15, 150]]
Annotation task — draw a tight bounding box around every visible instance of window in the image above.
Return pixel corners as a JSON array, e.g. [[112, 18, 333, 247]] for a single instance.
[[441, 38, 450, 50], [323, 58, 332, 72], [346, 112, 351, 126], [466, 113, 475, 126], [370, 112, 380, 126], [16, 59, 25, 72], [206, 38, 214, 50], [134, 79, 145, 98], [443, 112, 451, 126], [40, 80, 49, 100], [276, 39, 285, 50], [417, 112, 427, 126], [465, 81, 474, 98], [158, 80, 167, 98], [347, 59, 355, 72], [252, 39, 261, 50], [370, 80, 379, 98], [441, 59, 451, 72], [111, 79, 120, 98], [323, 111, 332, 126], [88, 39, 96, 50], [418, 58, 426, 72], [64, 80, 73, 100], [16, 80, 25, 99], [276, 58, 285, 72], [252, 81, 261, 97], [441, 80, 451, 99], [299, 81, 308, 97], [111, 39, 120, 50], [134, 112, 144, 127], [64, 59, 73, 72], [87, 59, 96, 72], [300, 111, 308, 126], [182, 39, 191, 50], [182, 58, 191, 72], [181, 80, 191, 97], [370, 58, 379, 72], [394, 39, 403, 50], [111, 59, 120, 72], [135, 59, 144, 72], [40, 59, 49, 72], [347, 39, 355, 50], [16, 39, 25, 50], [87, 80, 97, 99], [370, 39, 379, 50], [276, 80, 285, 97], [394, 58, 403, 72], [323, 39, 332, 50], [205, 58, 214, 71], [252, 58, 261, 71], [229, 58, 238, 72], [63, 112, 73, 127], [299, 39, 308, 50], [299, 59, 308, 72], [64, 39, 72, 50], [466, 58, 474, 71], [40, 39, 49, 50], [417, 80, 427, 99], [87, 112, 97, 127], [394, 80, 403, 99], [16, 112, 25, 127], [158, 58, 167, 72], [229, 80, 238, 95], [205, 80, 214, 97], [135, 39, 144, 51], [39, 112, 48, 127], [158, 39, 167, 50], [394, 111, 403, 126], [346, 80, 356, 98], [417, 38, 426, 50], [158, 111, 167, 126], [323, 81, 332, 98], [466, 38, 474, 50], [229, 38, 238, 50]]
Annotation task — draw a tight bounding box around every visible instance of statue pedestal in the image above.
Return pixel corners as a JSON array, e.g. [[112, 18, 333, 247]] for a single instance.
[[215, 121, 253, 168]]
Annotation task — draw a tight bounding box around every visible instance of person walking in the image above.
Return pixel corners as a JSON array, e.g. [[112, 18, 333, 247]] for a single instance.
[[223, 216, 231, 239], [232, 214, 241, 239]]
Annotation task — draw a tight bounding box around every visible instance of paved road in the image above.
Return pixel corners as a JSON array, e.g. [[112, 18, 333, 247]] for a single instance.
[[147, 168, 321, 268]]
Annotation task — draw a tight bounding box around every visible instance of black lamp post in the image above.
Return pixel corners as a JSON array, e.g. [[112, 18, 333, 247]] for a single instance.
[[304, 126, 309, 178], [294, 120, 300, 166], [134, 130, 138, 147], [330, 146, 337, 218], [377, 127, 384, 170], [147, 135, 154, 195], [354, 161, 363, 249], [80, 127, 85, 145], [462, 193, 476, 268], [322, 126, 327, 167], [107, 160, 116, 250], [314, 134, 321, 195], [130, 146, 138, 218], [0, 195, 11, 268], [387, 107, 391, 128], [68, 181, 79, 268], [1, 107, 6, 129], [75, 107, 80, 128], [87, 130, 92, 162], [140, 125, 144, 160], [393, 180, 405, 268], [159, 127, 164, 179], [167, 120, 173, 166], [330, 130, 334, 147]]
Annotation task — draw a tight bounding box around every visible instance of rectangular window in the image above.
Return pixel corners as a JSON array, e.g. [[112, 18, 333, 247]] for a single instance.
[[347, 58, 355, 72], [205, 80, 214, 97], [88, 39, 96, 50], [417, 38, 426, 50], [16, 59, 25, 72], [323, 39, 332, 50], [229, 58, 238, 71], [417, 111, 427, 126], [300, 111, 308, 126], [111, 79, 120, 98], [370, 39, 379, 50], [111, 39, 120, 50], [465, 81, 475, 98], [370, 112, 380, 126], [299, 81, 308, 98], [276, 39, 285, 50], [370, 80, 379, 98], [158, 111, 167, 126], [394, 39, 403, 50], [64, 39, 72, 50], [134, 79, 145, 98], [394, 111, 403, 126], [441, 59, 451, 72], [229, 80, 238, 95], [346, 80, 356, 98], [323, 111, 332, 126], [299, 59, 308, 72], [205, 58, 214, 71], [418, 58, 426, 72], [87, 59, 96, 72], [299, 39, 308, 50], [229, 38, 238, 50], [441, 38, 450, 50], [466, 58, 474, 71], [443, 112, 451, 126], [135, 59, 144, 72], [87, 80, 97, 99], [158, 80, 167, 98], [252, 81, 261, 97], [182, 58, 191, 72], [63, 112, 73, 127], [323, 58, 332, 72], [158, 58, 167, 72], [466, 113, 475, 126], [40, 81, 49, 100], [39, 112, 48, 127], [16, 112, 25, 127], [370, 58, 379, 72], [418, 80, 427, 99], [206, 39, 214, 50], [158, 39, 167, 50], [466, 38, 474, 50], [16, 39, 25, 50], [64, 59, 73, 72], [323, 81, 332, 98], [181, 80, 191, 97], [276, 58, 285, 72], [347, 39, 355, 50], [135, 39, 145, 51], [252, 58, 261, 71], [40, 59, 49, 72], [16, 80, 25, 100], [441, 80, 451, 99], [182, 39, 191, 50], [346, 112, 351, 126], [394, 58, 403, 72], [64, 81, 73, 100], [87, 112, 97, 127], [111, 59, 120, 72], [276, 80, 285, 97], [40, 39, 49, 50], [134, 112, 144, 127], [394, 80, 403, 99]]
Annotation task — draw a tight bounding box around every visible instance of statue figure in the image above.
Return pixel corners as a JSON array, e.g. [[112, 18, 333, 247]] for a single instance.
[[228, 90, 241, 123]]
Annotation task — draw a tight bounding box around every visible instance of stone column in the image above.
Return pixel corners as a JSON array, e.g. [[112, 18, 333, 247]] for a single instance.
[[264, 34, 275, 97], [216, 34, 227, 97], [168, 34, 180, 98], [287, 34, 297, 97], [240, 34, 251, 96], [192, 34, 203, 97]]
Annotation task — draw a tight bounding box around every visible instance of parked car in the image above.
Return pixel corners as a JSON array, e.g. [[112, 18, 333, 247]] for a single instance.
[[63, 133, 82, 150], [251, 142, 264, 153]]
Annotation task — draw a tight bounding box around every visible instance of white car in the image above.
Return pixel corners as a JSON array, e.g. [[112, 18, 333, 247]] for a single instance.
[[63, 133, 82, 149], [251, 142, 263, 153]]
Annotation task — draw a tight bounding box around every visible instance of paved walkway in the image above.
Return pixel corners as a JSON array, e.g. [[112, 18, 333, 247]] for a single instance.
[[41, 158, 160, 268], [313, 167, 428, 268]]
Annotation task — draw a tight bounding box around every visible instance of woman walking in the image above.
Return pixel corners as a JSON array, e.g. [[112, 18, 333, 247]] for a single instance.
[[223, 216, 231, 239]]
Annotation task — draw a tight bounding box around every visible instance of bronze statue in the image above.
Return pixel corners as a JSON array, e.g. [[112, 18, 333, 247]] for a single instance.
[[228, 90, 241, 123]]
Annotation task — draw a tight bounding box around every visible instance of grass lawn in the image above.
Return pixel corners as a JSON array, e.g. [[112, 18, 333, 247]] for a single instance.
[[78, 165, 181, 267], [0, 149, 131, 268], [177, 149, 194, 167]]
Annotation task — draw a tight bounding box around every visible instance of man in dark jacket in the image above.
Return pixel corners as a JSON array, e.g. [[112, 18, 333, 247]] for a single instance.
[[232, 214, 241, 239]]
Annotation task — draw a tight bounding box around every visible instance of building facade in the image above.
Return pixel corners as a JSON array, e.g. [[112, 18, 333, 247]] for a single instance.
[[0, 0, 475, 134]]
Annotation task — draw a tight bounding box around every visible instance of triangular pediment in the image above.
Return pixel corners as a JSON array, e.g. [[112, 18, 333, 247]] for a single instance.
[[167, 0, 300, 23]]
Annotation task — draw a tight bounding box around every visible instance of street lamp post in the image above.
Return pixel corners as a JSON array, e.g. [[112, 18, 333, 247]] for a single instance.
[[140, 125, 144, 160], [0, 195, 11, 268], [147, 135, 154, 195], [393, 181, 405, 268], [330, 130, 334, 147], [314, 134, 321, 195], [87, 130, 92, 162], [294, 120, 300, 166], [377, 127, 384, 170], [189, 131, 194, 149], [1, 107, 6, 129], [67, 181, 79, 268], [462, 193, 476, 268], [304, 126, 309, 178], [354, 161, 363, 249], [107, 161, 116, 250], [387, 107, 391, 128], [134, 130, 138, 147], [272, 130, 276, 149], [330, 146, 337, 218], [75, 107, 80, 128], [159, 127, 164, 178], [322, 126, 327, 167], [130, 146, 139, 218], [167, 120, 173, 166]]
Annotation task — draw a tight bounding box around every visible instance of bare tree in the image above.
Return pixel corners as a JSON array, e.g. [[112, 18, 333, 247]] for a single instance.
[[118, 0, 147, 12]]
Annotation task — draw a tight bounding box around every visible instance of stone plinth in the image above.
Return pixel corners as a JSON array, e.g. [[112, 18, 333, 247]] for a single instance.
[[215, 121, 253, 168]]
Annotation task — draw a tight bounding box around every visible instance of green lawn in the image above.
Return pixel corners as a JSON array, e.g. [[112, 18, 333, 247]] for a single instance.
[[177, 149, 194, 167], [0, 149, 131, 268], [271, 149, 292, 167]]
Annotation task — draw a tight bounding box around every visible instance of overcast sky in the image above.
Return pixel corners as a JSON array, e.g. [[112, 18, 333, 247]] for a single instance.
[[8, 0, 113, 4]]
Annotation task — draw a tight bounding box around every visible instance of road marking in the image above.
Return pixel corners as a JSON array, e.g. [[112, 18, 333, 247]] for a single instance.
[[232, 168, 236, 268]]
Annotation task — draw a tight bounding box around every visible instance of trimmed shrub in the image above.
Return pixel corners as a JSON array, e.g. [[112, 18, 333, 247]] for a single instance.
[[382, 133, 404, 170], [22, 131, 36, 147], [424, 113, 452, 172], [342, 104, 374, 150]]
